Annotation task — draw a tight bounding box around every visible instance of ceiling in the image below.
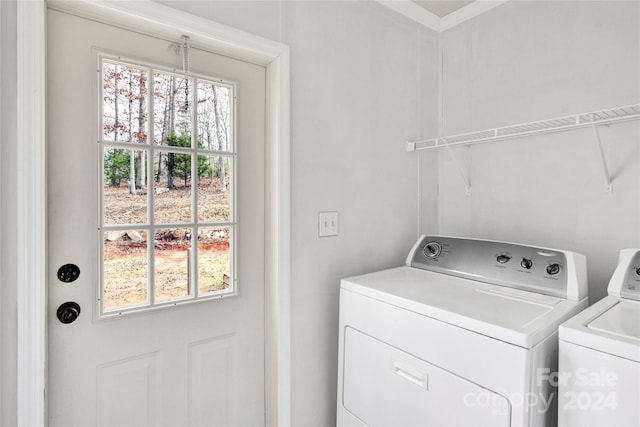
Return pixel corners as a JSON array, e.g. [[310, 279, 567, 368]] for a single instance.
[[413, 0, 475, 17]]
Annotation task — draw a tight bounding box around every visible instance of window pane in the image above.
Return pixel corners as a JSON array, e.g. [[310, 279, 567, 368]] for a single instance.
[[198, 155, 231, 222], [198, 226, 232, 295], [153, 72, 192, 146], [102, 61, 148, 143], [99, 57, 237, 316], [103, 229, 148, 310], [196, 80, 232, 152], [154, 228, 192, 301], [154, 150, 192, 224], [103, 147, 148, 225]]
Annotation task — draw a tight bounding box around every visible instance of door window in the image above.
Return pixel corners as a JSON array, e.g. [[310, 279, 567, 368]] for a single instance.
[[99, 54, 236, 316]]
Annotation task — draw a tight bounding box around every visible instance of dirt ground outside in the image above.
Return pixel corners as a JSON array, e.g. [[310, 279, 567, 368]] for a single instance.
[[103, 178, 231, 309]]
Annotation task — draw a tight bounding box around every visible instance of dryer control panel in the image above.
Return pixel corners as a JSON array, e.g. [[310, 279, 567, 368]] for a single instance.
[[611, 249, 640, 301], [407, 235, 587, 300]]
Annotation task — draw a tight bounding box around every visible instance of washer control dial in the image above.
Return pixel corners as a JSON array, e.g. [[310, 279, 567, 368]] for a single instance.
[[496, 254, 511, 264], [423, 241, 442, 259], [520, 258, 533, 270], [546, 263, 561, 276]]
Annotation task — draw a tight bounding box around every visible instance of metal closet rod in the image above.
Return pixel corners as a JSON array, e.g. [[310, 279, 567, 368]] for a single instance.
[[407, 103, 640, 152]]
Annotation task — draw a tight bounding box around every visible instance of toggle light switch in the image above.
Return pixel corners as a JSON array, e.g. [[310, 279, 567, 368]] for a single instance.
[[319, 211, 338, 237]]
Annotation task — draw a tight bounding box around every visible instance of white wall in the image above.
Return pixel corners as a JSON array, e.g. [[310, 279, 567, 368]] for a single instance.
[[285, 3, 437, 423], [419, 31, 441, 235], [433, 0, 640, 303], [157, 1, 439, 425]]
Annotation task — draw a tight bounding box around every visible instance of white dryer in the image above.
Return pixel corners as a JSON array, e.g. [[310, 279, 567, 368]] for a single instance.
[[558, 249, 640, 426], [337, 235, 588, 427]]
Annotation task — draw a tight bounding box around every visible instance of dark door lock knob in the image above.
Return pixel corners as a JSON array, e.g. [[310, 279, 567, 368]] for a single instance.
[[57, 302, 81, 324], [57, 264, 80, 283]]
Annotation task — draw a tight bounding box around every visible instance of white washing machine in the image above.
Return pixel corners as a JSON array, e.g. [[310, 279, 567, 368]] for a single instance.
[[558, 249, 640, 426], [337, 235, 588, 427]]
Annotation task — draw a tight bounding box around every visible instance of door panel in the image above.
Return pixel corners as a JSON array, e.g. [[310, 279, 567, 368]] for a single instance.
[[96, 353, 160, 426], [47, 9, 265, 426]]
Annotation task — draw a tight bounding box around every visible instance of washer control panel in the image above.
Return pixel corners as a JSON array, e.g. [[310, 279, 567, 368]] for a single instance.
[[620, 250, 640, 301], [408, 235, 571, 298]]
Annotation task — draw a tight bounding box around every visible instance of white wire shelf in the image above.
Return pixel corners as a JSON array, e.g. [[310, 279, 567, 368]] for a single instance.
[[407, 104, 640, 151]]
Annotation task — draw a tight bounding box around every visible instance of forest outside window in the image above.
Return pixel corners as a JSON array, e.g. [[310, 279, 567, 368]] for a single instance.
[[99, 54, 236, 316]]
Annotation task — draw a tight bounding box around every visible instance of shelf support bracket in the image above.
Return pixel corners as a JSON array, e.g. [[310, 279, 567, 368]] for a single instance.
[[444, 142, 472, 196], [591, 121, 613, 193]]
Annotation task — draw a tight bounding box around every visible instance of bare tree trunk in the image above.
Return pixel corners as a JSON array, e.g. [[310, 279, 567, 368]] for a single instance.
[[113, 72, 119, 141], [167, 76, 176, 190], [212, 85, 226, 192], [128, 75, 136, 195], [129, 150, 136, 194], [206, 130, 213, 184], [156, 77, 172, 183], [156, 152, 163, 183], [135, 76, 145, 190]]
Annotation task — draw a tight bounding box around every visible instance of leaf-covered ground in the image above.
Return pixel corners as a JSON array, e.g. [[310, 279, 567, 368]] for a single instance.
[[102, 179, 231, 309]]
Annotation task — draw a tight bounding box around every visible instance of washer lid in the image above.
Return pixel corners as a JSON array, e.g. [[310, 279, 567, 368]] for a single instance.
[[587, 301, 640, 340], [560, 297, 640, 362], [341, 266, 586, 348]]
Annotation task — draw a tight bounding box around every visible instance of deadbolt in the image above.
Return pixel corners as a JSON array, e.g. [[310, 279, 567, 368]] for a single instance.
[[57, 264, 80, 283]]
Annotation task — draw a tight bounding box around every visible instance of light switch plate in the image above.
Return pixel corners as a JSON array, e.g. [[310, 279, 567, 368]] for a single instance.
[[319, 211, 338, 237]]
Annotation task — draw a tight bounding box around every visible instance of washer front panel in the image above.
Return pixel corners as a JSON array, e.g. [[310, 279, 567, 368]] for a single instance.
[[559, 341, 640, 426], [409, 236, 569, 298]]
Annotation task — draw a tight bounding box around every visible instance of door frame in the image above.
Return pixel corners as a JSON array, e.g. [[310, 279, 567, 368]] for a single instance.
[[16, 1, 291, 425]]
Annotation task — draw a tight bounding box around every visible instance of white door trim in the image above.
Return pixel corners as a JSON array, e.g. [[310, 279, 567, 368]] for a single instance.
[[16, 1, 47, 426], [17, 1, 291, 425]]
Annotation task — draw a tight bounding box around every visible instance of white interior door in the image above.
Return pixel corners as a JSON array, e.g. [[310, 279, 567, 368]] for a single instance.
[[47, 8, 266, 426]]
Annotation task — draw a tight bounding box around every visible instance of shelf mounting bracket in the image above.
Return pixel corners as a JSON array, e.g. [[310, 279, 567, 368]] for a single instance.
[[591, 119, 613, 193], [444, 142, 472, 196]]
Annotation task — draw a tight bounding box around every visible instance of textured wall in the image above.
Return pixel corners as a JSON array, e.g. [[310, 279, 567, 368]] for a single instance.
[[285, 3, 436, 423], [436, 0, 640, 303]]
